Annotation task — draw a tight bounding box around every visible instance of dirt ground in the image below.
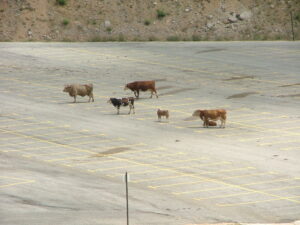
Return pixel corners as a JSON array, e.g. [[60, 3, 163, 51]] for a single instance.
[[1, 0, 300, 41]]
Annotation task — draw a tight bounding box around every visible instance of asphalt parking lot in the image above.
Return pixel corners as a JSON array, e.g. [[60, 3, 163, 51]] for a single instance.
[[0, 41, 300, 225]]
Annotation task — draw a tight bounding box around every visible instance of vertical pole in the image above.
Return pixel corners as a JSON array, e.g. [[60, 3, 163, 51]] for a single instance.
[[290, 11, 295, 41], [125, 172, 129, 225]]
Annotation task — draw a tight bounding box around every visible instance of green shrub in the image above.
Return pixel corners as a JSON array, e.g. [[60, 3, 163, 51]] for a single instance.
[[118, 34, 125, 42], [144, 19, 151, 26], [167, 36, 180, 41], [56, 0, 66, 6], [295, 12, 300, 22], [192, 35, 201, 41], [148, 36, 157, 41], [157, 9, 166, 19], [62, 19, 69, 26], [106, 27, 112, 32]]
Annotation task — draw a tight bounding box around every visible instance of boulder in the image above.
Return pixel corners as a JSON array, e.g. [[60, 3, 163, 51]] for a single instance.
[[104, 20, 111, 28], [228, 15, 238, 23], [238, 11, 252, 20]]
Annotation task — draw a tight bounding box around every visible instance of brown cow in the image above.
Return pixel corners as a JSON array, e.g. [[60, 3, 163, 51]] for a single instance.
[[124, 81, 158, 98], [63, 84, 94, 103], [193, 109, 226, 128], [157, 109, 169, 121]]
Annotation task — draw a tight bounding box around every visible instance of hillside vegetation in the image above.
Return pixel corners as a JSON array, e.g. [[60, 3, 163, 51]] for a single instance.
[[0, 0, 299, 41]]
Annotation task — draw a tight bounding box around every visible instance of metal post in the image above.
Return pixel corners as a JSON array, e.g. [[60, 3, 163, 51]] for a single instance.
[[125, 172, 129, 225], [290, 11, 295, 41]]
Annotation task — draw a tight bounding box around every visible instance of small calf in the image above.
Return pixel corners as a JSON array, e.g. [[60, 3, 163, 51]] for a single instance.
[[157, 109, 169, 121], [108, 97, 135, 114], [207, 121, 217, 126]]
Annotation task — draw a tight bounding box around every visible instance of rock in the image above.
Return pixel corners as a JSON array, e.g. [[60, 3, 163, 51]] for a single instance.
[[221, 5, 226, 12], [206, 22, 214, 29], [228, 15, 238, 23], [207, 14, 213, 19], [27, 30, 32, 37], [185, 8, 191, 12], [104, 20, 111, 28], [153, 2, 157, 5], [238, 11, 252, 20]]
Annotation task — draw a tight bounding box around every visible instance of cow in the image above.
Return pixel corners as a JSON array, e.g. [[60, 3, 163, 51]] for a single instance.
[[193, 109, 227, 128], [63, 84, 94, 103], [124, 81, 158, 99], [108, 97, 135, 114], [157, 109, 169, 121]]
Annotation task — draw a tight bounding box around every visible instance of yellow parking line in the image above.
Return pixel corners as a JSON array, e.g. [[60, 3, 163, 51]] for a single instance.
[[280, 146, 300, 151], [132, 174, 189, 184], [23, 150, 76, 158], [0, 117, 34, 123], [217, 196, 300, 207], [173, 186, 232, 195], [0, 180, 35, 188], [2, 145, 55, 153], [230, 112, 271, 119], [0, 121, 53, 129], [194, 191, 251, 201], [0, 134, 105, 147], [67, 137, 125, 146], [0, 125, 70, 134], [89, 157, 208, 173], [259, 139, 300, 146], [46, 143, 146, 162], [0, 140, 41, 147], [194, 185, 300, 201], [107, 152, 187, 177], [239, 133, 300, 142], [65, 147, 166, 166], [173, 178, 300, 195], [235, 115, 288, 123]]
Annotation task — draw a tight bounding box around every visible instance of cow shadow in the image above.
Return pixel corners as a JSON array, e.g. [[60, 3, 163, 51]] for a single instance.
[[155, 120, 169, 123], [186, 125, 223, 129], [103, 113, 135, 116], [57, 101, 94, 104]]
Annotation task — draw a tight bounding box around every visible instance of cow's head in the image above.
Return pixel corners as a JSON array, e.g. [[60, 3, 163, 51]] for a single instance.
[[192, 110, 200, 117], [63, 85, 71, 92], [124, 84, 129, 91], [107, 98, 112, 104], [192, 109, 204, 117]]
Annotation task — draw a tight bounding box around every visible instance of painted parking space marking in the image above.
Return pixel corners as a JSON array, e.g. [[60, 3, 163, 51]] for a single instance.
[[88, 157, 209, 173], [0, 176, 35, 188], [216, 196, 300, 207]]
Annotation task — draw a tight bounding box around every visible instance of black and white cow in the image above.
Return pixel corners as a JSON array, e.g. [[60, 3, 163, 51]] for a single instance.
[[108, 97, 135, 114]]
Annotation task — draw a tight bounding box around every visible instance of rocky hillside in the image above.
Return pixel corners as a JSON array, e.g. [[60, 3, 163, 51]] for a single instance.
[[0, 0, 299, 41]]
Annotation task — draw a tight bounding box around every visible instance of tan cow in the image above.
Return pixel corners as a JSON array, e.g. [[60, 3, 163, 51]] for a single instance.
[[157, 109, 169, 121], [63, 84, 94, 103], [193, 109, 226, 128]]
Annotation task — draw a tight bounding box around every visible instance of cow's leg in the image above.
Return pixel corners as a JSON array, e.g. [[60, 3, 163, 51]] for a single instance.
[[134, 91, 138, 98], [136, 90, 140, 98], [204, 118, 209, 128], [221, 119, 226, 128], [117, 106, 120, 115], [128, 104, 132, 114], [73, 96, 76, 103], [154, 90, 158, 98], [89, 93, 94, 102]]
